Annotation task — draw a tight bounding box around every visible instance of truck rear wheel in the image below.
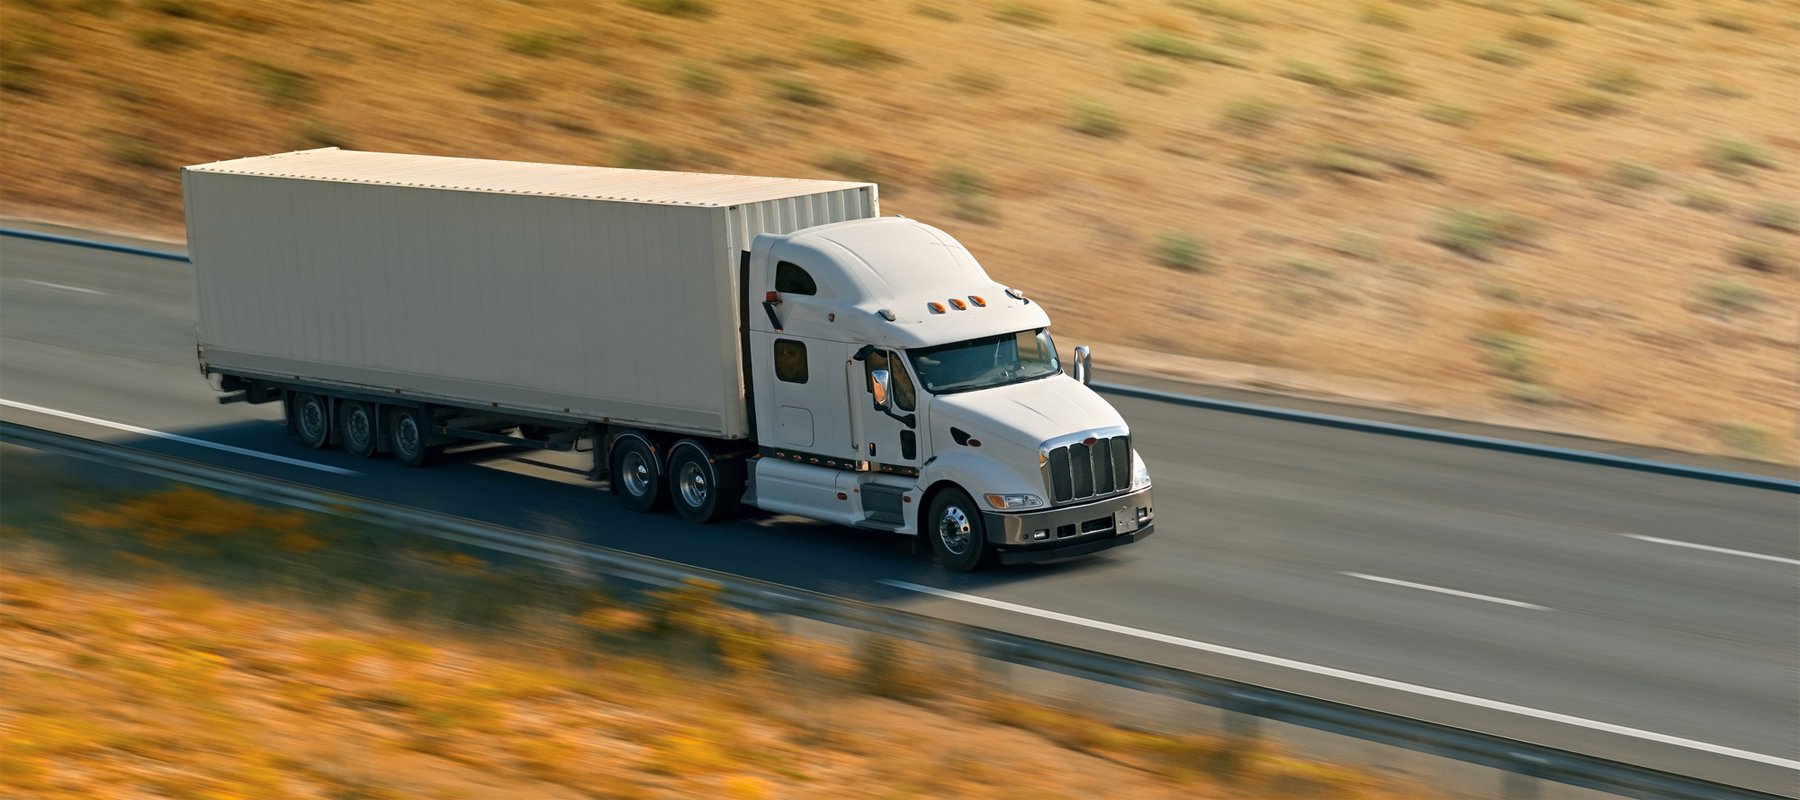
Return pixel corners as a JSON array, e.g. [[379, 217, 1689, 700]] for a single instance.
[[340, 401, 379, 459], [611, 435, 667, 513], [928, 488, 989, 572], [389, 406, 435, 467], [293, 393, 330, 449], [668, 443, 743, 524]]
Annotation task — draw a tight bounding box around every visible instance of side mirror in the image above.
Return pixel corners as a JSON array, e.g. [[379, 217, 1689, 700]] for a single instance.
[[1072, 345, 1092, 386], [871, 369, 892, 411]]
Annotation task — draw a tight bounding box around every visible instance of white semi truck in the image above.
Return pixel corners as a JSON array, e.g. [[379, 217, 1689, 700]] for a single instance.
[[183, 149, 1153, 571]]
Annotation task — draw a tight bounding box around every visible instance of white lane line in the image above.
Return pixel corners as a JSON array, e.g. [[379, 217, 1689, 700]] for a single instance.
[[0, 399, 359, 476], [1622, 534, 1800, 567], [1342, 572, 1550, 610], [21, 279, 106, 295], [879, 579, 1800, 770]]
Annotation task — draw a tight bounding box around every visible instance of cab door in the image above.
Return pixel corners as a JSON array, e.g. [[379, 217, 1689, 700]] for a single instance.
[[848, 349, 923, 476]]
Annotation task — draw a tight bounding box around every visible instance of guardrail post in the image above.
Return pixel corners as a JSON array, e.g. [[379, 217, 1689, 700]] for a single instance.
[[1501, 754, 1546, 800]]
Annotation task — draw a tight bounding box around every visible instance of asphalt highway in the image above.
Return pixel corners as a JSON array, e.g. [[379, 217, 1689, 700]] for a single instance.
[[3, 233, 1796, 794]]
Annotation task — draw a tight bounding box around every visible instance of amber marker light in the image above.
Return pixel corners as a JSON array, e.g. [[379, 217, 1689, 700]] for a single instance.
[[928, 302, 946, 314], [766, 291, 779, 301], [948, 298, 966, 310], [969, 295, 986, 307]]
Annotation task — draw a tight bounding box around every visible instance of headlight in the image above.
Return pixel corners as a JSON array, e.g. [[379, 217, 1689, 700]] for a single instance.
[[985, 493, 1044, 510], [1130, 449, 1152, 490]]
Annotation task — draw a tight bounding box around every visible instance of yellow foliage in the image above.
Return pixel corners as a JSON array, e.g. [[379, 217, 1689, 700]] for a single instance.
[[0, 576, 62, 608], [154, 588, 222, 622], [0, 750, 48, 789], [66, 485, 318, 551], [475, 665, 566, 700], [301, 637, 374, 675], [509, 737, 576, 775], [724, 775, 772, 800], [8, 715, 109, 756], [648, 728, 736, 775], [90, 606, 139, 637], [576, 606, 650, 634], [277, 681, 331, 712], [648, 579, 777, 675]]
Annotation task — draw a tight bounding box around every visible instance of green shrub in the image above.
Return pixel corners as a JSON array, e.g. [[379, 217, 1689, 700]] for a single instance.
[[1123, 62, 1182, 91], [994, 2, 1051, 27], [818, 152, 882, 184], [1677, 187, 1728, 213], [912, 4, 958, 21], [108, 136, 163, 169], [298, 121, 353, 149], [1279, 60, 1346, 94], [467, 73, 534, 101], [1124, 30, 1239, 65], [1701, 11, 1753, 32], [1469, 42, 1525, 65], [1306, 144, 1383, 178], [250, 63, 313, 105], [1727, 237, 1790, 273], [617, 140, 677, 171], [1360, 5, 1409, 29], [133, 27, 187, 52], [604, 79, 659, 108], [1476, 330, 1539, 381], [1333, 230, 1382, 261], [1356, 64, 1409, 95], [1216, 27, 1262, 51], [1696, 277, 1761, 313], [1540, 1, 1585, 22], [1703, 140, 1775, 176], [1176, 0, 1261, 24], [1069, 99, 1121, 137], [1553, 92, 1622, 117], [1422, 102, 1472, 126], [503, 30, 563, 58], [937, 166, 993, 223], [1587, 65, 1649, 95], [1504, 26, 1556, 47], [1431, 207, 1536, 259], [1149, 232, 1210, 272], [676, 62, 726, 95], [1218, 98, 1279, 134], [1715, 423, 1775, 457], [1606, 162, 1660, 190], [770, 77, 827, 106], [808, 36, 896, 67], [1748, 202, 1799, 233], [629, 0, 712, 17]]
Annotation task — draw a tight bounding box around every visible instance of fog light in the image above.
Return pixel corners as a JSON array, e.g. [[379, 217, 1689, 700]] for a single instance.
[[1137, 507, 1150, 522], [1031, 529, 1050, 540]]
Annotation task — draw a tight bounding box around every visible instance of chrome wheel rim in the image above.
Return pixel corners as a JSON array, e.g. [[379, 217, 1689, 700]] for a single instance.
[[299, 398, 325, 441], [395, 416, 420, 456], [621, 451, 652, 497], [346, 406, 372, 450], [938, 505, 972, 556], [677, 461, 708, 508]]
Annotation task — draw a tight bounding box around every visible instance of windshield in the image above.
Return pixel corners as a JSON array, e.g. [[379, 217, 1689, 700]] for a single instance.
[[908, 328, 1061, 394]]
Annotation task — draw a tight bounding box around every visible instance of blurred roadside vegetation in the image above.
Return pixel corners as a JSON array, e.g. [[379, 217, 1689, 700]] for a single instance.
[[0, 0, 1794, 462], [0, 449, 1426, 799]]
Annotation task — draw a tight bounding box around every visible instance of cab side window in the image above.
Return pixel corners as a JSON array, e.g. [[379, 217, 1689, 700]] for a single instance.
[[863, 350, 916, 411], [775, 261, 817, 295], [774, 339, 808, 383]]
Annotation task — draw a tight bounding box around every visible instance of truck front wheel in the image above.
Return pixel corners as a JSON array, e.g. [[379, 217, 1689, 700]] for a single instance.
[[928, 488, 989, 572], [611, 435, 668, 513]]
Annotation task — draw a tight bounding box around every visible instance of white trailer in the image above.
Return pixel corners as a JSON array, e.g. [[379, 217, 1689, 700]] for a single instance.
[[185, 149, 1153, 571]]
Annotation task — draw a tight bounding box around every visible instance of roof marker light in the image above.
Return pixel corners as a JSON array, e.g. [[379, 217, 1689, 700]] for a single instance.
[[877, 309, 897, 321], [948, 298, 966, 310], [1004, 287, 1026, 301], [969, 295, 986, 307], [927, 302, 945, 314]]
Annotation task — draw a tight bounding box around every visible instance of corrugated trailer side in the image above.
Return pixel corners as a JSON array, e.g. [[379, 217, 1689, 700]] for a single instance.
[[183, 154, 875, 440]]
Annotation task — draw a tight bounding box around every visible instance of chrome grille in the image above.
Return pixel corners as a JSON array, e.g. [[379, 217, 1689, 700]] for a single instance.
[[1046, 434, 1131, 504]]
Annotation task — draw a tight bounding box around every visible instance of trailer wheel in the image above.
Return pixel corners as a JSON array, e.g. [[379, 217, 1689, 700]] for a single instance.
[[294, 393, 331, 449], [928, 488, 989, 572], [340, 401, 379, 459], [611, 435, 667, 512], [389, 406, 435, 467], [668, 443, 743, 524]]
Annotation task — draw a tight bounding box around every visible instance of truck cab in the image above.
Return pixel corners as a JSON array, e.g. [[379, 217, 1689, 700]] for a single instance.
[[741, 217, 1154, 570]]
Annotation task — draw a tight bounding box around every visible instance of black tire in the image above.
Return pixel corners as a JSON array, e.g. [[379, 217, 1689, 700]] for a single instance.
[[927, 488, 989, 572], [293, 393, 331, 449], [610, 435, 667, 513], [667, 443, 743, 524], [389, 406, 435, 467], [340, 401, 379, 459]]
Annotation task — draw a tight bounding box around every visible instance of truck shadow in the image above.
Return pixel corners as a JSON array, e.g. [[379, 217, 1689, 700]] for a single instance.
[[14, 419, 1136, 607]]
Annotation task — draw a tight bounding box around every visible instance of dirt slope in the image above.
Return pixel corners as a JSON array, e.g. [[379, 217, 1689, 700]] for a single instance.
[[1, 0, 1795, 461]]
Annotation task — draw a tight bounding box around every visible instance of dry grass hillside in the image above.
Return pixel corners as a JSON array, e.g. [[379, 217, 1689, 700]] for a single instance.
[[1, 0, 1796, 461]]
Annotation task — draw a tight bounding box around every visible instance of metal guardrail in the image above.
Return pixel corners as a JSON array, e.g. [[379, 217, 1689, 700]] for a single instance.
[[2, 420, 1786, 800], [0, 227, 191, 262]]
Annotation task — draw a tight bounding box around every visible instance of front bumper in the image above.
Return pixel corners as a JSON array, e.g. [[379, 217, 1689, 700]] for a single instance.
[[983, 486, 1154, 564]]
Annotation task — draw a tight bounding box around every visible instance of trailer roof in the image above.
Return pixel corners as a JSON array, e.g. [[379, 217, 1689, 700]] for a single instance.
[[184, 148, 874, 207]]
